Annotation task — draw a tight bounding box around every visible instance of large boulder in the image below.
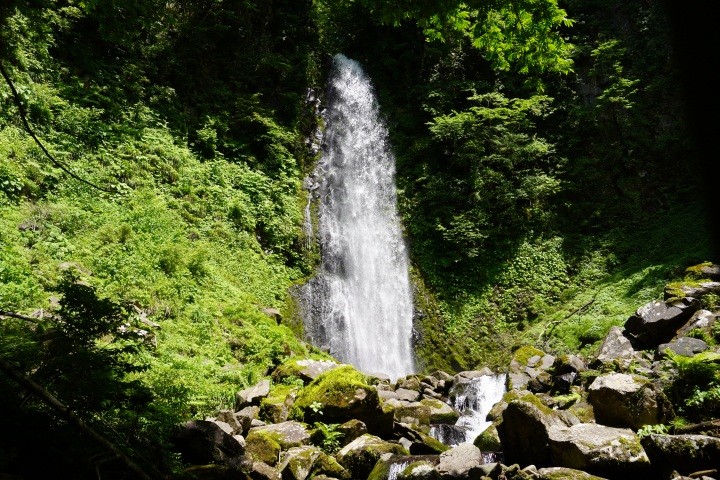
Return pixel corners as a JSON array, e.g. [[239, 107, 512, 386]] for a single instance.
[[434, 443, 484, 478], [237, 380, 272, 409], [591, 326, 638, 367], [292, 365, 393, 437], [245, 421, 310, 466], [685, 262, 720, 281], [336, 434, 408, 479], [587, 373, 674, 429], [547, 423, 650, 478], [247, 461, 281, 480], [641, 433, 720, 476], [275, 446, 320, 480], [259, 385, 299, 424], [173, 419, 246, 466], [495, 391, 568, 466], [624, 298, 700, 346], [421, 398, 459, 425], [676, 309, 718, 338], [215, 409, 248, 435], [394, 423, 449, 454], [656, 336, 708, 357], [273, 445, 349, 480], [367, 454, 439, 480], [398, 460, 441, 480]]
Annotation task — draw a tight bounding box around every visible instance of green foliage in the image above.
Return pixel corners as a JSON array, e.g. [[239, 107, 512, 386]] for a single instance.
[[344, 0, 574, 76], [664, 350, 720, 421], [701, 292, 720, 311], [420, 92, 561, 269], [311, 421, 344, 454], [636, 423, 669, 438]]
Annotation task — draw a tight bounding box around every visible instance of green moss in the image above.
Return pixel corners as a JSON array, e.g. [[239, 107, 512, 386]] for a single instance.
[[504, 390, 554, 416], [511, 345, 546, 366], [245, 430, 282, 465], [260, 384, 298, 423], [366, 460, 392, 480], [473, 425, 501, 451], [568, 402, 595, 423], [311, 452, 350, 479], [685, 262, 714, 279], [617, 435, 644, 457], [291, 365, 375, 420]]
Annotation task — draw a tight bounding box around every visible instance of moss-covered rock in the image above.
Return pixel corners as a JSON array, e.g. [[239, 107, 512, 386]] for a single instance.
[[272, 357, 341, 385], [420, 398, 459, 424], [548, 423, 650, 477], [587, 373, 674, 429], [245, 421, 311, 466], [512, 346, 546, 366], [336, 434, 408, 479], [496, 391, 567, 467], [398, 460, 441, 480], [385, 399, 431, 428], [260, 384, 300, 424], [641, 433, 720, 476], [473, 424, 501, 451], [245, 430, 282, 466], [292, 365, 392, 437], [311, 451, 350, 479], [277, 446, 321, 480]]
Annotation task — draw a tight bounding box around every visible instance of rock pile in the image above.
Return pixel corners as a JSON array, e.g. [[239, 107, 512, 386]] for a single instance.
[[172, 263, 720, 480]]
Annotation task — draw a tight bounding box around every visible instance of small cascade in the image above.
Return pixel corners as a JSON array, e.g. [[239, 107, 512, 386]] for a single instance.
[[431, 374, 507, 446], [387, 460, 411, 480], [299, 54, 416, 380]]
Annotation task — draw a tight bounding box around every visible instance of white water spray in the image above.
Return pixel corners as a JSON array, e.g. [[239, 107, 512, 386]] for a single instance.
[[431, 374, 506, 446], [300, 54, 415, 380]]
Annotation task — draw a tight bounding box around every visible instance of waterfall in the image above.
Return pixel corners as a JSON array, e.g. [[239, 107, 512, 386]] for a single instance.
[[300, 54, 415, 380], [430, 374, 506, 446], [387, 460, 411, 480]]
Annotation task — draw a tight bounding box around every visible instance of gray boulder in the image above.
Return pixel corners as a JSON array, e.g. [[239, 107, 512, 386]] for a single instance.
[[247, 461, 281, 480], [641, 433, 720, 476], [676, 309, 718, 337], [496, 391, 568, 466], [336, 419, 368, 446], [276, 446, 320, 480], [435, 443, 483, 478], [592, 326, 638, 367], [237, 380, 271, 409], [245, 421, 310, 466], [336, 434, 408, 479], [625, 298, 700, 346], [587, 373, 674, 429], [548, 423, 650, 477], [657, 336, 708, 357], [215, 409, 247, 435]]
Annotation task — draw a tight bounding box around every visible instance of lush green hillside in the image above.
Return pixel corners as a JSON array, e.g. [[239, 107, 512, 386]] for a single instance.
[[0, 0, 716, 478]]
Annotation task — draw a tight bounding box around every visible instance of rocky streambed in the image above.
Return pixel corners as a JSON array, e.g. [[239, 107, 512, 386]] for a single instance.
[[172, 263, 720, 480]]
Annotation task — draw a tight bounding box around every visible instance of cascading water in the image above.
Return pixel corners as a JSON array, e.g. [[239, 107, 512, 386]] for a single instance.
[[430, 374, 507, 446], [300, 54, 416, 380]]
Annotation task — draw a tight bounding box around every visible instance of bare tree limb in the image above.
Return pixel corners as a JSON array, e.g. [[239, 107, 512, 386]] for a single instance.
[[0, 61, 114, 193]]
